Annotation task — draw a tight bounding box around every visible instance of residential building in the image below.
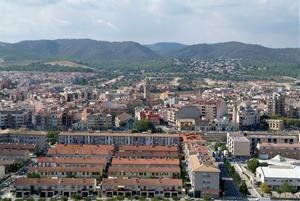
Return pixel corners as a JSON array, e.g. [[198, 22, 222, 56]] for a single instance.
[[47, 144, 114, 159], [257, 143, 300, 160], [226, 133, 250, 157], [58, 132, 180, 146], [101, 178, 183, 198], [14, 178, 96, 198], [115, 145, 178, 159], [267, 93, 285, 116], [266, 119, 284, 131], [115, 113, 134, 129], [0, 128, 47, 150]]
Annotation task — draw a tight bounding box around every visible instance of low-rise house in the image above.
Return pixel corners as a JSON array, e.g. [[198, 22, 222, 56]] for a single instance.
[[116, 145, 179, 159], [101, 178, 183, 198], [47, 144, 114, 159], [14, 178, 96, 198], [0, 129, 47, 150], [115, 113, 134, 129], [58, 132, 180, 146], [0, 149, 30, 161], [110, 158, 180, 169], [30, 166, 102, 178], [266, 119, 284, 131], [108, 167, 180, 179], [257, 143, 300, 160]]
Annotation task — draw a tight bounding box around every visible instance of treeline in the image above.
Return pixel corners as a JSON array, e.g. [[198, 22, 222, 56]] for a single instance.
[[0, 63, 94, 73]]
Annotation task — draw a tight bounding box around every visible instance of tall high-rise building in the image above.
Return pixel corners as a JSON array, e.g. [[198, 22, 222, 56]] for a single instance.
[[267, 93, 285, 116]]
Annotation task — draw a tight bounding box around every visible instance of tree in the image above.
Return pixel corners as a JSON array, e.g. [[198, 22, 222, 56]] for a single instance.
[[260, 182, 271, 194], [203, 194, 213, 201], [278, 181, 294, 197], [66, 172, 76, 178], [71, 194, 82, 201], [247, 158, 260, 173], [239, 181, 248, 195], [133, 119, 155, 132], [173, 197, 180, 201], [27, 172, 41, 178], [61, 196, 68, 201], [47, 131, 59, 145]]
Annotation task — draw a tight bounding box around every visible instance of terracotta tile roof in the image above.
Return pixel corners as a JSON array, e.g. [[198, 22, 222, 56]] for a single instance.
[[111, 158, 180, 166], [0, 143, 37, 151], [31, 166, 102, 173], [103, 178, 182, 186], [56, 144, 114, 150], [258, 142, 300, 148], [37, 157, 107, 165], [48, 144, 114, 156], [115, 151, 178, 158], [119, 145, 178, 152], [108, 167, 180, 173], [189, 155, 220, 173], [15, 178, 95, 186]]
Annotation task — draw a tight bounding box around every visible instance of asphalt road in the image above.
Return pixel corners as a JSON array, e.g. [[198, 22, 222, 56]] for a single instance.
[[219, 163, 242, 197]]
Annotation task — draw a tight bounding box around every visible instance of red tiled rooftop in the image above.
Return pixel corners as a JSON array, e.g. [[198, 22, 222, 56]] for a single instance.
[[103, 178, 182, 186], [118, 145, 178, 152], [111, 158, 180, 166], [108, 167, 180, 173], [15, 178, 95, 186], [37, 157, 107, 165], [31, 166, 102, 173]]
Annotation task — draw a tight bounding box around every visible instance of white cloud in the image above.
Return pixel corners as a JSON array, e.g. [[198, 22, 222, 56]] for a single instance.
[[0, 0, 298, 47]]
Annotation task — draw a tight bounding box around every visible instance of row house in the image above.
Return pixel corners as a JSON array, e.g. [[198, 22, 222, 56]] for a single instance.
[[14, 178, 96, 198], [116, 145, 179, 159], [0, 128, 48, 150], [110, 158, 180, 169], [47, 144, 114, 159], [108, 167, 180, 179], [37, 157, 107, 169], [58, 132, 180, 146], [30, 166, 102, 178], [101, 178, 183, 198], [256, 142, 300, 160]]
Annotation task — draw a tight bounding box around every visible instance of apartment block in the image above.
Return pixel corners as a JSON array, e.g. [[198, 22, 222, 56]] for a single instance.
[[182, 133, 220, 198], [226, 132, 250, 157]]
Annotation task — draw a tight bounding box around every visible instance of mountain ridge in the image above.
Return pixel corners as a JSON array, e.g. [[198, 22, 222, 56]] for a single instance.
[[0, 39, 299, 65]]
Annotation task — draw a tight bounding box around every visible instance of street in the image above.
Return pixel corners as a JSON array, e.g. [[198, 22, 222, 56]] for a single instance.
[[219, 163, 242, 197]]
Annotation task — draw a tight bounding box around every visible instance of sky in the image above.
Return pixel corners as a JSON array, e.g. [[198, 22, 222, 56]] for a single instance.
[[0, 0, 299, 48]]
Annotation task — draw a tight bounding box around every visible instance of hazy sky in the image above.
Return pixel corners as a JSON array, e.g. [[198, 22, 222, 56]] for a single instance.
[[0, 0, 299, 48]]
